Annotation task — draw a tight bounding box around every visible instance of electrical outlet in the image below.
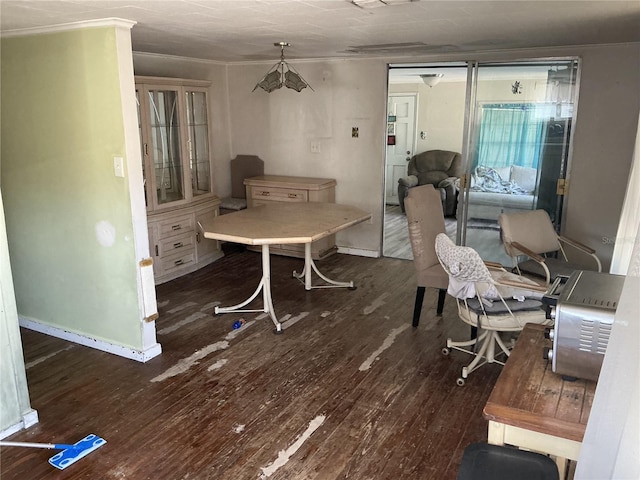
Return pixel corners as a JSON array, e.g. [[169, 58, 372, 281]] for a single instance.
[[310, 141, 320, 153], [352, 127, 359, 138]]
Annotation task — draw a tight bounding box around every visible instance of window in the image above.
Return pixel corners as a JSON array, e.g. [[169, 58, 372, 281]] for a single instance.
[[475, 103, 546, 170]]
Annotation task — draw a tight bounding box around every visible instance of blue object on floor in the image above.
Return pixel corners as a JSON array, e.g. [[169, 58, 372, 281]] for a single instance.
[[48, 434, 106, 470]]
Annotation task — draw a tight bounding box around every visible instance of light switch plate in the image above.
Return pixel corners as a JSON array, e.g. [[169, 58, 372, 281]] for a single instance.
[[114, 156, 125, 177]]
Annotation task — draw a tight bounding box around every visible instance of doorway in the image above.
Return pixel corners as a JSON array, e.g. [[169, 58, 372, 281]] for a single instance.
[[385, 94, 417, 206], [382, 94, 418, 259], [383, 63, 467, 259], [383, 59, 580, 263]]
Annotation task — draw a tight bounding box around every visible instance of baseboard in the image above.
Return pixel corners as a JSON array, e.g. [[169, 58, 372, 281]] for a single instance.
[[0, 409, 39, 440], [337, 246, 380, 258], [18, 317, 162, 363]]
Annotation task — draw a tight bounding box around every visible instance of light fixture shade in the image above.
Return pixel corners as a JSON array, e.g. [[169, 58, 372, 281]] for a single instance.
[[421, 73, 444, 87], [253, 42, 313, 93], [256, 69, 283, 93], [284, 70, 308, 92]]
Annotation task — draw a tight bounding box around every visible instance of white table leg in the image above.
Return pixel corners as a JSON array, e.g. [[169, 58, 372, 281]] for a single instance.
[[214, 244, 282, 333], [293, 242, 355, 290], [304, 242, 312, 289]]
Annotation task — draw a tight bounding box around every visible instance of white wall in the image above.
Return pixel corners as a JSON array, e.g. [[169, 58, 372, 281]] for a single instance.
[[226, 59, 387, 255], [389, 81, 467, 153]]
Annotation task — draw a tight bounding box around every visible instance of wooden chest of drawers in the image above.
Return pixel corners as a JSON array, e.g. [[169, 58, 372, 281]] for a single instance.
[[244, 175, 337, 259], [147, 198, 224, 284]]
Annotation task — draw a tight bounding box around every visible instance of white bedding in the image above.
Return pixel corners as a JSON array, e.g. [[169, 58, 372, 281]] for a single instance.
[[464, 166, 537, 220]]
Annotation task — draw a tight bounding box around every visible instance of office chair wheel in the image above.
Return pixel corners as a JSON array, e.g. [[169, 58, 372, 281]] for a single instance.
[[442, 347, 450, 356], [456, 377, 466, 387]]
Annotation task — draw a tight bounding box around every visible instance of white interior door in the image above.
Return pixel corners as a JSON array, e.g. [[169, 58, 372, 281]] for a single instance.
[[385, 95, 416, 205]]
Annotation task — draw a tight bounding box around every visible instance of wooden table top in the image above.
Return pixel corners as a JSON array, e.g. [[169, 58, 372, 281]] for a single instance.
[[200, 202, 371, 246], [483, 323, 597, 443]]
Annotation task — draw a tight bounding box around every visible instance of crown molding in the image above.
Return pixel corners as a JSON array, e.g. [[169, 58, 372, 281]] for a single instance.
[[1, 17, 136, 38]]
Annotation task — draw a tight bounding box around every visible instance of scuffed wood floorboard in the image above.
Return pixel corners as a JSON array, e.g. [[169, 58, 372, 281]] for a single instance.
[[2, 245, 502, 479]]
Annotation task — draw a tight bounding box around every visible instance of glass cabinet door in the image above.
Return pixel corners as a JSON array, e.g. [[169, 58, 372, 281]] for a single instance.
[[147, 87, 185, 205], [185, 89, 211, 197], [137, 78, 214, 212]]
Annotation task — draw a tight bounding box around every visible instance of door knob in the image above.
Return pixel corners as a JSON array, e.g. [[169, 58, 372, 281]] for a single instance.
[[406, 156, 410, 161]]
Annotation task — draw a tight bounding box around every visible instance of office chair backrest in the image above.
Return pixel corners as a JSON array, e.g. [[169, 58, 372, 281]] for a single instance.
[[405, 185, 447, 273], [499, 209, 560, 257]]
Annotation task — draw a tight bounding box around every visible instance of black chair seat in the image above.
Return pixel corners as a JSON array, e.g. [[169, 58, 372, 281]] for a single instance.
[[457, 443, 559, 480]]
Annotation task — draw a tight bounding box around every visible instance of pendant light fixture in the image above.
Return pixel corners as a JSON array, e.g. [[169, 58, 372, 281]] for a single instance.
[[252, 42, 313, 93]]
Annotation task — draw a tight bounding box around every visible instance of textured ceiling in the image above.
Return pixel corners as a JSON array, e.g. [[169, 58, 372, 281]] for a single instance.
[[1, 0, 639, 62]]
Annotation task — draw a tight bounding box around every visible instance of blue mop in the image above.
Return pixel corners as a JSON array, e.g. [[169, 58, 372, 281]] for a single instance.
[[0, 433, 106, 470]]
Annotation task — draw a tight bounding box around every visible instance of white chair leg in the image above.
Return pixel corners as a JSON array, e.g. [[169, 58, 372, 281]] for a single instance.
[[494, 332, 512, 358], [463, 332, 492, 378]]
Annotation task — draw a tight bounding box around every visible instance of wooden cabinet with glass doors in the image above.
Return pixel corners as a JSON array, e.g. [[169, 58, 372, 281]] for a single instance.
[[136, 76, 223, 284]]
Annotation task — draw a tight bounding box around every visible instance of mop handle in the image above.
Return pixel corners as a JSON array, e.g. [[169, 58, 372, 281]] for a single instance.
[[0, 441, 78, 450]]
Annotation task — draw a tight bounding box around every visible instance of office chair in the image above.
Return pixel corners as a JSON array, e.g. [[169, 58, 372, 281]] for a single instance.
[[498, 209, 602, 285], [435, 233, 551, 386], [404, 185, 449, 326]]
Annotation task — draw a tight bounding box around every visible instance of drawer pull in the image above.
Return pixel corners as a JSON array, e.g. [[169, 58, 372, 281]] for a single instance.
[[155, 245, 159, 256], [171, 224, 182, 231], [174, 259, 184, 266], [173, 242, 183, 249], [259, 191, 270, 196], [288, 193, 298, 199]]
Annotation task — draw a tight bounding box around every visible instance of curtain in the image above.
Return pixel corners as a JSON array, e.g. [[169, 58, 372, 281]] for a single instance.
[[475, 103, 546, 170]]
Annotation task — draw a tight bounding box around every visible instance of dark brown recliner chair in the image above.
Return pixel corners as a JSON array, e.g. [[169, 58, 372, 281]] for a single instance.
[[398, 150, 463, 216]]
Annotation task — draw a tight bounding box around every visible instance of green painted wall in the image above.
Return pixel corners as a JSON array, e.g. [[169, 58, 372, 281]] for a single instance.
[[1, 28, 143, 349], [0, 191, 34, 433]]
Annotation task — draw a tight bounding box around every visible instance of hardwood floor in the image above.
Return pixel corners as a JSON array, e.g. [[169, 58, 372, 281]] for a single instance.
[[2, 245, 503, 479]]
